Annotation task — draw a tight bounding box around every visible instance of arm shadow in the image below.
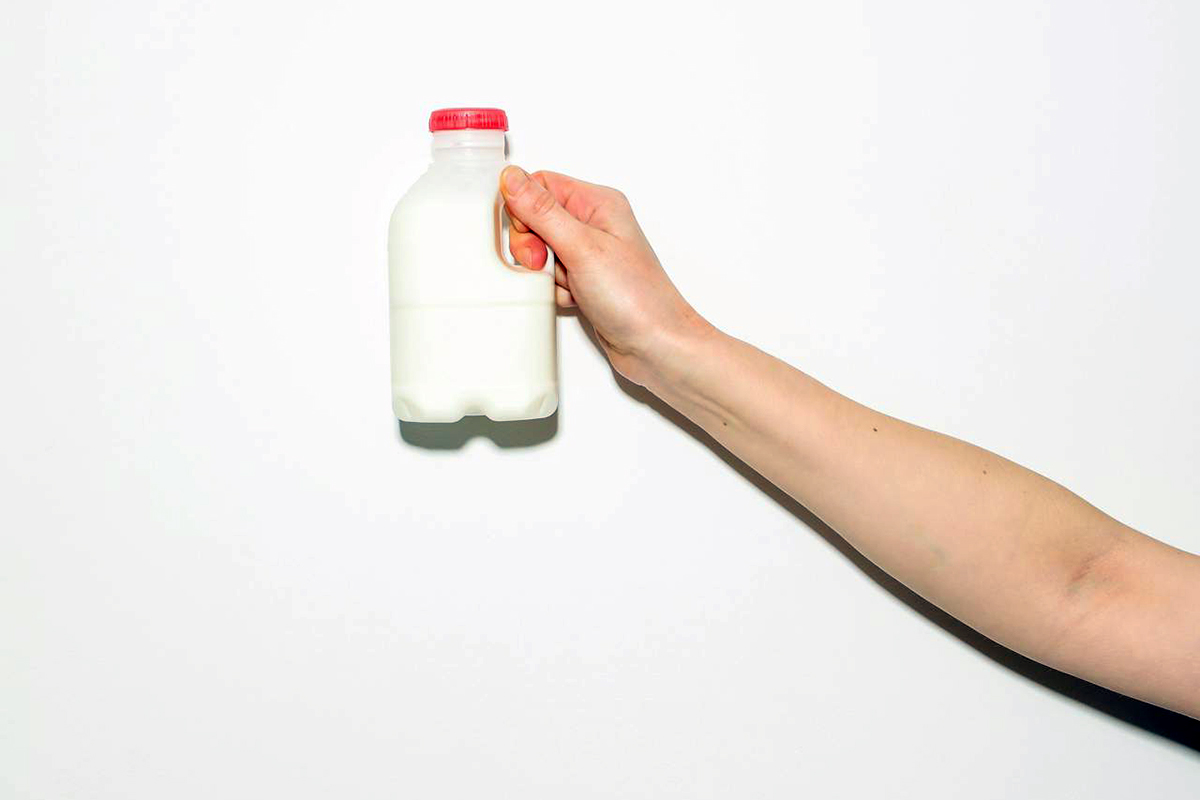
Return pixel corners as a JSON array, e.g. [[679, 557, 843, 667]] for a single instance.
[[574, 316, 1200, 754]]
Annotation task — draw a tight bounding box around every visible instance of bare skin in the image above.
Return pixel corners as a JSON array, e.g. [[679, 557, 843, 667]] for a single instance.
[[500, 165, 1200, 719]]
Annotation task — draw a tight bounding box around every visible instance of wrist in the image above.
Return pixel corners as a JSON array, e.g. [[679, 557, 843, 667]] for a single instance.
[[633, 307, 722, 397]]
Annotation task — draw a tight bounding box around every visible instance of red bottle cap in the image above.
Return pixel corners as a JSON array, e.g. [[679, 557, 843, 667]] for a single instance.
[[428, 107, 509, 132]]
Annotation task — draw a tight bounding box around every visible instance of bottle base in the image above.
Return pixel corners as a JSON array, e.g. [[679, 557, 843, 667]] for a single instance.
[[393, 386, 558, 424], [390, 301, 558, 424]]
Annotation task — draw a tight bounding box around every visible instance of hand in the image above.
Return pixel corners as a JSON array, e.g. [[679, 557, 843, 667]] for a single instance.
[[500, 166, 711, 386]]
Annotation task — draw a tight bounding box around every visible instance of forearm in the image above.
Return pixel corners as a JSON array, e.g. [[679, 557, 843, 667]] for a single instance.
[[640, 323, 1131, 667], [498, 163, 1197, 715]]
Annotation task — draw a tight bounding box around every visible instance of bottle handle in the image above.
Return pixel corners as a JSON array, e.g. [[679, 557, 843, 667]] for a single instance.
[[499, 203, 555, 274]]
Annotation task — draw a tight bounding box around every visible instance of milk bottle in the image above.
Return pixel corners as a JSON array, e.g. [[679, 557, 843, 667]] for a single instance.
[[388, 108, 558, 423]]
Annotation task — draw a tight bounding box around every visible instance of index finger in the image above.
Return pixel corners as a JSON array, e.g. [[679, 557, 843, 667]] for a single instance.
[[531, 171, 636, 235]]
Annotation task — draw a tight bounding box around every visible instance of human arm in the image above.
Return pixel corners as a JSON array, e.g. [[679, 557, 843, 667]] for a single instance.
[[499, 166, 1200, 718]]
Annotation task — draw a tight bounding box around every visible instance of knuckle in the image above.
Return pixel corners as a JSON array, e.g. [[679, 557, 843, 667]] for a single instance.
[[605, 188, 632, 214], [530, 187, 558, 217]]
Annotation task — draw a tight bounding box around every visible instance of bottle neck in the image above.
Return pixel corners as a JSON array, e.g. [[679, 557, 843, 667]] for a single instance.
[[431, 129, 506, 161]]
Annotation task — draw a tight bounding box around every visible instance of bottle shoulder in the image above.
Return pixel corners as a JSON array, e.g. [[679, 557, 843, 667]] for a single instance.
[[390, 160, 509, 238], [398, 160, 506, 206]]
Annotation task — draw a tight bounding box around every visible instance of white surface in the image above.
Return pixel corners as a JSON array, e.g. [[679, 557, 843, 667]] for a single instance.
[[2, 1, 1198, 797]]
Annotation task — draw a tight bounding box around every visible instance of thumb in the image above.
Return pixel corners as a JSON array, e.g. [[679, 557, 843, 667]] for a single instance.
[[500, 166, 590, 259]]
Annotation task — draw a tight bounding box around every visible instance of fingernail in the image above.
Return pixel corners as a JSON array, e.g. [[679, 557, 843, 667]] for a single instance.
[[502, 165, 528, 194]]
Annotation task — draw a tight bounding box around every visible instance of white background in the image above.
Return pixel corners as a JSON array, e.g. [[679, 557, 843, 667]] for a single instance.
[[3, 0, 1198, 797]]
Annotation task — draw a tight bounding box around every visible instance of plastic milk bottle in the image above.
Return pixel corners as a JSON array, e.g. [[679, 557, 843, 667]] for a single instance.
[[388, 108, 558, 423]]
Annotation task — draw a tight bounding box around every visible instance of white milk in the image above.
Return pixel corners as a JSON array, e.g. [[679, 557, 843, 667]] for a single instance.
[[388, 109, 558, 423]]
